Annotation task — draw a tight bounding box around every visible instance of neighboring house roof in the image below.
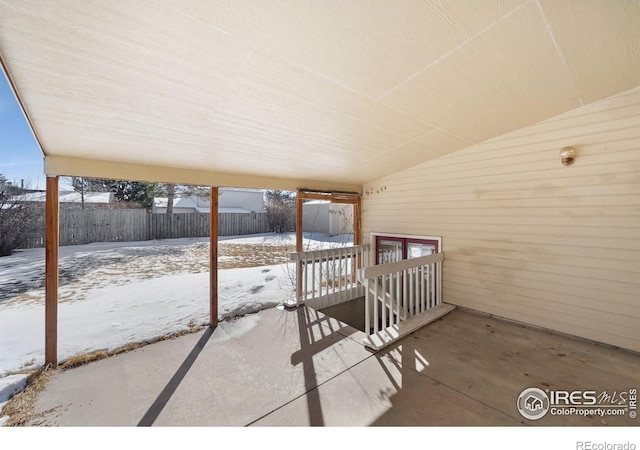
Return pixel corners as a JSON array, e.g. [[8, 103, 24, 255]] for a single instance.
[[153, 196, 253, 214], [15, 191, 113, 204], [153, 196, 208, 209]]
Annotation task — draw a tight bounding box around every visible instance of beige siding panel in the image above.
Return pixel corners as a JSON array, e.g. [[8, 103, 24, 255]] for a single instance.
[[363, 86, 640, 352], [445, 294, 637, 353], [446, 262, 637, 305]]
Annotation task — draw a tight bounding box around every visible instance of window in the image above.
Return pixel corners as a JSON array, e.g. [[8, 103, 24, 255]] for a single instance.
[[375, 234, 440, 265]]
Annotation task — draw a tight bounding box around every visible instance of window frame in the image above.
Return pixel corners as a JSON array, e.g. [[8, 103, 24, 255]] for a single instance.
[[371, 232, 442, 265]]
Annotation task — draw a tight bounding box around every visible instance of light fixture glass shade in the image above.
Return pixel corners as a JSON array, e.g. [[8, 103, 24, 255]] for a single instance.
[[560, 146, 576, 166]]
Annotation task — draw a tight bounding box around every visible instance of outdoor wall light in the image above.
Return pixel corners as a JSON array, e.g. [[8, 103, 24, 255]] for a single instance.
[[560, 146, 577, 166]]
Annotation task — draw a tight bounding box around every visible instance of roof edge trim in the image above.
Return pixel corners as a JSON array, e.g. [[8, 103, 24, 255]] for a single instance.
[[0, 51, 46, 158], [44, 155, 362, 193]]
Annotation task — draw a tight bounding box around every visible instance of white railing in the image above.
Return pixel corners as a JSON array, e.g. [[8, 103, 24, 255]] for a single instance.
[[362, 252, 443, 337], [288, 244, 370, 308]]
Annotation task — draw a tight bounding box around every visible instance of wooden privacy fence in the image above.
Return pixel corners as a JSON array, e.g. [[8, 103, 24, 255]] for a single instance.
[[148, 212, 269, 239], [22, 210, 271, 248]]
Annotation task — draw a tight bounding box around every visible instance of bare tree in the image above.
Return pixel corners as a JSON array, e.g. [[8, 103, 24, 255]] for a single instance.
[[0, 177, 43, 256], [163, 183, 210, 214], [266, 190, 295, 233], [166, 183, 175, 214]]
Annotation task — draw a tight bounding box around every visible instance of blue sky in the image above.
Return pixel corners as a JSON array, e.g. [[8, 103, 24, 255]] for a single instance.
[[0, 69, 45, 190]]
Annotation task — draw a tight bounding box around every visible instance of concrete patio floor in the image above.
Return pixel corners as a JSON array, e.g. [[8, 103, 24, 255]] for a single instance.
[[24, 305, 639, 426]]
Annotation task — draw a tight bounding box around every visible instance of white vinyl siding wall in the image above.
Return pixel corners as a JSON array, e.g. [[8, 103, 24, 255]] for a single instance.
[[362, 87, 640, 352]]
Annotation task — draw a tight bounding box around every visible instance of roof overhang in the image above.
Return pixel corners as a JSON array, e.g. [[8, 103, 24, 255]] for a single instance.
[[1, 1, 639, 190]]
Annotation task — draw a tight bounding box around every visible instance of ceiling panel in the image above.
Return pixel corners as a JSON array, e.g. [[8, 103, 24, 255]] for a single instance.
[[379, 1, 581, 143], [215, 51, 434, 160], [539, 0, 640, 105], [363, 129, 472, 171], [171, 0, 526, 99]]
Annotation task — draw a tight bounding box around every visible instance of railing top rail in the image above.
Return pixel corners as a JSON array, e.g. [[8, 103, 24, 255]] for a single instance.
[[289, 243, 370, 262], [363, 252, 444, 279]]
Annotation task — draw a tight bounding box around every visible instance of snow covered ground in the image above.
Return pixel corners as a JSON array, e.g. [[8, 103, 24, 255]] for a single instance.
[[0, 232, 352, 380]]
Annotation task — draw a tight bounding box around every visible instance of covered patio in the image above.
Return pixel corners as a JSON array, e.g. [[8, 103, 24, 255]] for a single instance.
[[0, 0, 638, 433], [21, 307, 639, 427]]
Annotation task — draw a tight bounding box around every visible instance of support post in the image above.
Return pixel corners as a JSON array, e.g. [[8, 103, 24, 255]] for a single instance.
[[296, 192, 303, 299], [45, 175, 59, 367], [210, 186, 219, 327], [353, 195, 363, 278], [354, 194, 362, 246]]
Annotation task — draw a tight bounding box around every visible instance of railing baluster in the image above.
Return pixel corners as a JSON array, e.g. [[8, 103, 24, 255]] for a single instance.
[[425, 263, 430, 310], [302, 257, 307, 304], [339, 249, 343, 297], [408, 269, 413, 316], [395, 270, 401, 325], [403, 268, 408, 319], [423, 265, 427, 312], [415, 266, 419, 313], [320, 251, 325, 307], [374, 277, 379, 334], [332, 249, 336, 300], [325, 250, 329, 306], [416, 265, 420, 313], [419, 265, 425, 313], [294, 254, 300, 305], [437, 260, 442, 306], [426, 265, 430, 311], [339, 249, 343, 302], [322, 250, 327, 308], [346, 250, 351, 292], [424, 265, 429, 310], [329, 250, 333, 307], [327, 249, 331, 302], [338, 250, 348, 300], [382, 274, 388, 329], [311, 253, 316, 301], [424, 263, 428, 310], [365, 280, 370, 334], [430, 262, 435, 309], [389, 272, 395, 326]]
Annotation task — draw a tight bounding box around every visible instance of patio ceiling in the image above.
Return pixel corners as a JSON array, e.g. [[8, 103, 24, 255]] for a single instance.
[[1, 0, 639, 191]]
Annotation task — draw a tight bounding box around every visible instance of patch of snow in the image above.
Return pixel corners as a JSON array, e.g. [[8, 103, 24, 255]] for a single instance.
[[0, 374, 28, 403], [14, 191, 112, 204], [0, 373, 28, 425], [0, 264, 295, 376]]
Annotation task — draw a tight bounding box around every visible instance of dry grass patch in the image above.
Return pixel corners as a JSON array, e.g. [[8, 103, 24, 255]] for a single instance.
[[1, 366, 55, 427], [218, 242, 295, 269]]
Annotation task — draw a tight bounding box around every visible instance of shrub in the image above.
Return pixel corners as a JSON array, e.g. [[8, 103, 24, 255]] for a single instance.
[[266, 190, 295, 233], [0, 193, 43, 256]]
